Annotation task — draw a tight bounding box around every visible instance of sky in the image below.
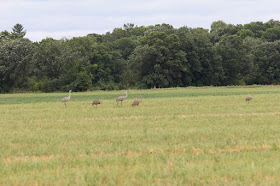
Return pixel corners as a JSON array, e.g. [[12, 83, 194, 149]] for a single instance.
[[1, 0, 280, 41]]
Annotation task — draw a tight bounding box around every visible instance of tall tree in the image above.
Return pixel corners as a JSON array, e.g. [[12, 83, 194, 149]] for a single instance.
[[129, 45, 168, 88], [190, 28, 224, 86], [0, 39, 34, 92], [32, 38, 73, 80], [11, 24, 26, 38], [215, 35, 252, 85], [130, 31, 189, 88], [253, 41, 280, 84]]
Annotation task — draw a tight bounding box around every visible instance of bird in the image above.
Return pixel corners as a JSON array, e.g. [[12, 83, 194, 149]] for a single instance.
[[116, 90, 128, 105], [245, 94, 253, 103], [92, 100, 102, 107], [132, 94, 143, 107], [61, 90, 71, 106]]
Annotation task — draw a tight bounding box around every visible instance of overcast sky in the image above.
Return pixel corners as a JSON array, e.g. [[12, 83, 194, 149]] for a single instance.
[[1, 0, 280, 41]]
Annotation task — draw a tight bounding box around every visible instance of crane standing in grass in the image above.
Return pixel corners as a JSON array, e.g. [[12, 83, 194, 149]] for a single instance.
[[116, 90, 128, 105], [246, 94, 253, 103], [92, 100, 102, 107], [132, 94, 143, 107], [61, 90, 72, 106]]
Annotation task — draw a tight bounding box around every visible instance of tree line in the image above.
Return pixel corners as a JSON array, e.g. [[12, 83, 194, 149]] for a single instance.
[[1, 20, 280, 93]]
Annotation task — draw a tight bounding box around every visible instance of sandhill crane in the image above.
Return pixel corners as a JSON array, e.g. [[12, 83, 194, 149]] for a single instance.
[[61, 90, 71, 106], [246, 94, 253, 103], [132, 94, 143, 107], [92, 100, 101, 107], [116, 90, 128, 105]]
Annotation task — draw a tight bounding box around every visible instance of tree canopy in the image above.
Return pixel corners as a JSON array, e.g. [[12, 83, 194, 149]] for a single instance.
[[1, 20, 280, 93]]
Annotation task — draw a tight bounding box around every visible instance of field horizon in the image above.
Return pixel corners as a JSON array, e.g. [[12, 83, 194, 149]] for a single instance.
[[1, 86, 280, 185]]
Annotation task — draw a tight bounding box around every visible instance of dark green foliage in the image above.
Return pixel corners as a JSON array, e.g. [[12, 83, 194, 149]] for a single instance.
[[11, 24, 26, 38], [129, 31, 189, 88], [253, 41, 280, 84], [210, 20, 242, 43], [32, 38, 73, 80], [215, 35, 253, 85], [0, 38, 34, 92], [0, 30, 11, 42], [111, 37, 138, 60], [190, 28, 224, 86], [0, 24, 26, 42], [69, 72, 92, 92], [237, 29, 255, 39], [262, 27, 280, 42], [244, 21, 267, 38], [2, 20, 280, 92]]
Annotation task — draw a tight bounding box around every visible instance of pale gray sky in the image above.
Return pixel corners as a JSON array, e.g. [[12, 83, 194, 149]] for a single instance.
[[1, 0, 280, 41]]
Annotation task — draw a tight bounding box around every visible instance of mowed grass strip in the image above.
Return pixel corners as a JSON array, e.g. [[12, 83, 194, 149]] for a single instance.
[[1, 86, 280, 185]]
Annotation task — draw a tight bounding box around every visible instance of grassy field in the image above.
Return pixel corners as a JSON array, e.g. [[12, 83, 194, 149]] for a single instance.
[[1, 86, 280, 185]]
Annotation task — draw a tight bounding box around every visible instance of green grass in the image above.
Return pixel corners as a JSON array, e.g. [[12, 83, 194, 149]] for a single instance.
[[1, 86, 280, 185]]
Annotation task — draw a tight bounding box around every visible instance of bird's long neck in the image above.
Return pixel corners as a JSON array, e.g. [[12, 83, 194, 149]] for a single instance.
[[69, 91, 71, 98], [125, 91, 128, 98]]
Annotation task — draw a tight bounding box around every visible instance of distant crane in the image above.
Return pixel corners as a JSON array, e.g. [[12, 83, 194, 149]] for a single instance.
[[132, 94, 143, 107], [61, 90, 72, 106], [92, 100, 102, 107], [116, 90, 128, 105], [246, 94, 253, 103]]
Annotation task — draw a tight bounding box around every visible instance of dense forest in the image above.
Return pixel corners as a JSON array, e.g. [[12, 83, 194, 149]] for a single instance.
[[1, 20, 280, 92]]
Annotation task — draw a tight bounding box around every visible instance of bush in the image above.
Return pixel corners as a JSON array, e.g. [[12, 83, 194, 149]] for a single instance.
[[70, 72, 92, 92], [27, 76, 42, 92], [41, 79, 62, 92]]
